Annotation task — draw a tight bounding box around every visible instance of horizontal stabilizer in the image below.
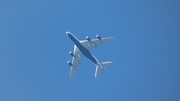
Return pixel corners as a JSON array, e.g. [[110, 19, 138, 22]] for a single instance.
[[101, 61, 113, 68], [95, 61, 113, 78]]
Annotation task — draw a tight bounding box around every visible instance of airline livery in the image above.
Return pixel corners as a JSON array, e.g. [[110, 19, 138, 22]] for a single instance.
[[66, 31, 115, 79]]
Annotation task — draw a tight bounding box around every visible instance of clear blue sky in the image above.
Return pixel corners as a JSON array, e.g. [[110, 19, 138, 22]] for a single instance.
[[0, 0, 180, 101]]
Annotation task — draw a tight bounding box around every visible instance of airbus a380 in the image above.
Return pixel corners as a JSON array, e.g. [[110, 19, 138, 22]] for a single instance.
[[66, 31, 115, 79]]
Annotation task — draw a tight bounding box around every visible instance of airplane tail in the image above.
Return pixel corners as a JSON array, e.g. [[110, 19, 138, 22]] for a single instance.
[[95, 61, 113, 78]]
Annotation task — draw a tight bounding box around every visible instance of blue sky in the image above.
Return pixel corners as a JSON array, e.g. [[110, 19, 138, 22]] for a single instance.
[[0, 0, 180, 101]]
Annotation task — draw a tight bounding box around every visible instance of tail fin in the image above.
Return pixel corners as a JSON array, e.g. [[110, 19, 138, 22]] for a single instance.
[[95, 61, 113, 78]]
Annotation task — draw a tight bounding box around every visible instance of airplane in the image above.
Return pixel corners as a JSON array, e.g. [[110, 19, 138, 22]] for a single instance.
[[66, 31, 115, 79]]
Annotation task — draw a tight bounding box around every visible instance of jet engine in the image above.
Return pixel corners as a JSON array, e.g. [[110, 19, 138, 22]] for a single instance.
[[67, 61, 72, 66], [86, 36, 91, 41], [96, 35, 101, 40], [69, 51, 74, 56]]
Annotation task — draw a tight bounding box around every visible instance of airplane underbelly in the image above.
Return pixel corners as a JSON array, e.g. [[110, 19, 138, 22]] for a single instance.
[[76, 42, 98, 64], [85, 53, 97, 64]]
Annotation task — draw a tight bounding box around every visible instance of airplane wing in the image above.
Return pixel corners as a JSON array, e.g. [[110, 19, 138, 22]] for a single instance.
[[79, 37, 115, 50], [70, 45, 83, 79]]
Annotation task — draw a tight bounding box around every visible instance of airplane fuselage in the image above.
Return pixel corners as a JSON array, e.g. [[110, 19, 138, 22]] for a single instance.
[[66, 33, 98, 64]]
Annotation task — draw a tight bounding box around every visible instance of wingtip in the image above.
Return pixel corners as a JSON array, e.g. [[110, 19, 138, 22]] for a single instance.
[[95, 75, 98, 79]]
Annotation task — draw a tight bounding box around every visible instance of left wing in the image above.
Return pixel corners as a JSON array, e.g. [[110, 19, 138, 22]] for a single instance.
[[70, 45, 83, 79], [80, 37, 115, 50]]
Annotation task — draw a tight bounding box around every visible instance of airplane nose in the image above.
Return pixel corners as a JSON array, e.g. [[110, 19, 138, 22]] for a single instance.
[[66, 31, 69, 35]]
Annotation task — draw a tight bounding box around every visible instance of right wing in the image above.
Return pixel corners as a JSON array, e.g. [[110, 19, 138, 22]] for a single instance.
[[70, 45, 83, 79], [80, 37, 115, 50]]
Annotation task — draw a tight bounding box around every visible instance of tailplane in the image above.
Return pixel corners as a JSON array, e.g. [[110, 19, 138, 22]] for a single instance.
[[95, 61, 113, 78]]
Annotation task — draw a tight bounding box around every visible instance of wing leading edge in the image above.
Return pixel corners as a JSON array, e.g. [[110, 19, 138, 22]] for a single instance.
[[80, 37, 116, 50], [70, 45, 83, 79]]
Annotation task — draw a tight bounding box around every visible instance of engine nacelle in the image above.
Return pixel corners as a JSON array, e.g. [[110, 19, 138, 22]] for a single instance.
[[67, 61, 72, 66], [96, 35, 101, 40], [86, 36, 91, 41], [69, 51, 74, 56]]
